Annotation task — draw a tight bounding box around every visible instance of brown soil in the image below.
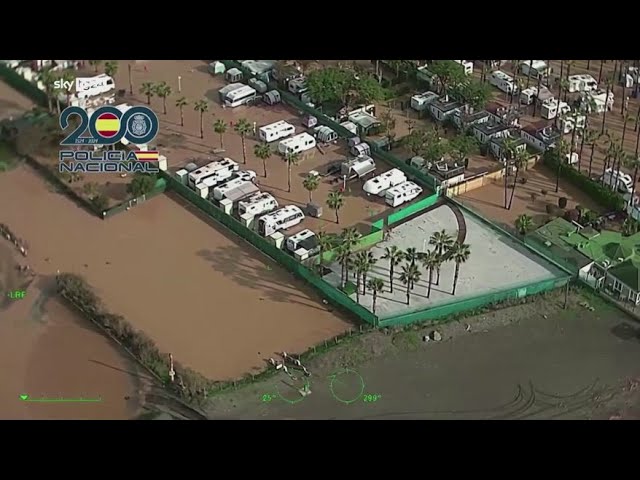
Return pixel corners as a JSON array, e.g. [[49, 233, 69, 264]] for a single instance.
[[0, 165, 351, 381], [0, 80, 35, 120]]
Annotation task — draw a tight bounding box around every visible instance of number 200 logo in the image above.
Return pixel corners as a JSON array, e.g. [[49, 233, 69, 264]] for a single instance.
[[59, 105, 159, 146]]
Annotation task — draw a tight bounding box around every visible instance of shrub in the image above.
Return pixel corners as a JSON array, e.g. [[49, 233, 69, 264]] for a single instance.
[[558, 197, 568, 209], [564, 209, 580, 223], [541, 189, 548, 196]]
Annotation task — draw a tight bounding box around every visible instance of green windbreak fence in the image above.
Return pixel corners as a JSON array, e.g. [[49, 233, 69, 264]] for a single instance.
[[387, 192, 439, 225], [379, 275, 571, 327], [160, 171, 377, 325], [321, 223, 384, 263], [0, 63, 48, 107], [102, 178, 167, 219], [523, 234, 583, 275]]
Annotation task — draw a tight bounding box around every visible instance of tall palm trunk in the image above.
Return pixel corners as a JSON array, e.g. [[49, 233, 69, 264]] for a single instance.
[[587, 60, 591, 69], [128, 63, 133, 95], [602, 61, 618, 134], [405, 281, 411, 305], [361, 271, 368, 296], [570, 117, 579, 168], [601, 154, 611, 185], [355, 273, 361, 303], [504, 163, 509, 208], [287, 163, 292, 192], [241, 136, 247, 164], [199, 113, 204, 139], [598, 60, 605, 84], [372, 291, 378, 315], [533, 74, 542, 117], [452, 262, 461, 295], [564, 62, 572, 102], [621, 61, 627, 115], [508, 165, 520, 210], [427, 268, 433, 298], [588, 143, 596, 177], [526, 60, 534, 88], [219, 133, 224, 149], [558, 61, 564, 99], [179, 107, 184, 127], [389, 264, 395, 293], [622, 113, 629, 148]]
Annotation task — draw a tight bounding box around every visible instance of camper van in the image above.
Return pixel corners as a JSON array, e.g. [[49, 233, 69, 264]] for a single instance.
[[602, 168, 634, 194], [568, 74, 598, 93], [213, 177, 255, 201], [363, 169, 407, 196], [288, 77, 308, 95], [520, 60, 548, 80], [258, 205, 305, 237], [489, 71, 518, 94], [223, 85, 257, 107], [410, 91, 439, 111], [286, 229, 320, 257], [559, 115, 586, 134], [385, 181, 423, 207], [454, 60, 474, 76], [541, 98, 571, 120], [238, 192, 279, 217], [341, 156, 376, 180], [258, 120, 295, 143], [584, 91, 614, 114], [75, 74, 115, 99], [520, 87, 538, 105], [187, 158, 239, 189], [278, 133, 316, 155]]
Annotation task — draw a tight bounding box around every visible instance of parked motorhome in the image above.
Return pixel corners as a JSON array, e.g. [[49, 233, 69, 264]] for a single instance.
[[238, 192, 279, 217], [75, 74, 115, 99], [213, 177, 255, 200], [224, 85, 257, 107], [278, 132, 316, 155], [602, 168, 634, 194], [559, 114, 586, 134], [385, 181, 423, 207], [258, 205, 305, 237], [314, 126, 338, 143], [286, 229, 320, 258], [541, 98, 570, 120], [217, 180, 259, 203], [489, 71, 518, 94], [218, 83, 245, 102], [454, 60, 474, 75], [410, 91, 439, 111], [258, 120, 295, 143], [520, 60, 548, 80], [363, 169, 407, 196], [248, 78, 268, 94], [520, 87, 538, 105], [583, 91, 615, 113], [341, 156, 376, 180], [187, 158, 239, 188], [567, 74, 598, 93]]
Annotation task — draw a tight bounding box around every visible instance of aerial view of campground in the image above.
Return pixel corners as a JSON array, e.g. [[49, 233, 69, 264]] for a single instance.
[[2, 59, 640, 420]]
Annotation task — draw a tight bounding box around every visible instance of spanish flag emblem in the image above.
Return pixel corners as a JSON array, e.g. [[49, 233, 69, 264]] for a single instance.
[[94, 112, 120, 138], [134, 150, 159, 162]]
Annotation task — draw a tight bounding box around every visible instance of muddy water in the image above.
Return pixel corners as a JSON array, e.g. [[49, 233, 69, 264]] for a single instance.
[[0, 246, 145, 419]]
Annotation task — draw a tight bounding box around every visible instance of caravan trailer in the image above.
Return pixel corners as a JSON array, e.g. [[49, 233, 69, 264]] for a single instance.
[[541, 99, 570, 120], [75, 74, 115, 99], [187, 158, 239, 188], [363, 169, 407, 196], [454, 60, 474, 76], [520, 87, 538, 105], [286, 229, 320, 259], [213, 178, 255, 201], [238, 192, 279, 217], [314, 125, 338, 143], [520, 60, 548, 80], [218, 83, 244, 102], [410, 91, 439, 111], [489, 71, 518, 94], [567, 74, 598, 93], [258, 205, 305, 236], [224, 85, 257, 107], [602, 167, 634, 194], [278, 132, 316, 155], [258, 120, 295, 143], [385, 181, 423, 207]]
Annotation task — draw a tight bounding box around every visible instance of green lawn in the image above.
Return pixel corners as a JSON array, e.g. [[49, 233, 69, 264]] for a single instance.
[[0, 142, 18, 171]]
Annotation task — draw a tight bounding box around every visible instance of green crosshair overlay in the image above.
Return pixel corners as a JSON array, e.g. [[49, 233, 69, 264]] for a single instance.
[[328, 368, 365, 404]]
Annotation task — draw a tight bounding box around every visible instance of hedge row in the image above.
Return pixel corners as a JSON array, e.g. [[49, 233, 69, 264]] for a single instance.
[[0, 63, 48, 107], [542, 150, 625, 211]]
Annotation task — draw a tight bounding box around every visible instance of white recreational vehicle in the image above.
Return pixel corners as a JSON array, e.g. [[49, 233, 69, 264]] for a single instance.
[[567, 74, 598, 93], [584, 91, 615, 114], [541, 98, 571, 120], [278, 132, 316, 155], [489, 71, 518, 94], [341, 156, 376, 180], [454, 60, 474, 76], [602, 168, 634, 194], [363, 169, 407, 196], [520, 60, 548, 80], [74, 74, 116, 99], [213, 177, 255, 201], [187, 158, 239, 189], [385, 181, 422, 207], [258, 120, 295, 143], [258, 205, 305, 237], [410, 91, 439, 111], [223, 85, 257, 107], [519, 85, 554, 105], [286, 229, 320, 259], [238, 192, 279, 217]]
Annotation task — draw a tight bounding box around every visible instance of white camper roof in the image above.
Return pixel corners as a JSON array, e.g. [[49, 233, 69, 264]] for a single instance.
[[523, 60, 547, 70], [279, 132, 315, 147], [260, 120, 294, 134], [261, 205, 304, 221], [226, 85, 256, 100], [225, 182, 259, 202], [219, 82, 245, 96], [240, 191, 276, 207], [386, 181, 422, 196], [492, 70, 514, 81]]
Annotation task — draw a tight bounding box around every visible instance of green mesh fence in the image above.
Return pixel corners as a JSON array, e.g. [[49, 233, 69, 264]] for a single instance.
[[387, 192, 439, 225], [0, 63, 48, 107], [378, 275, 570, 326], [321, 224, 384, 264], [160, 171, 378, 325], [523, 234, 584, 275], [102, 178, 166, 219]]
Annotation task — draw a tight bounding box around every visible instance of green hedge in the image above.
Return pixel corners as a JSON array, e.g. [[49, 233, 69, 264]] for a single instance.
[[542, 150, 624, 211], [102, 178, 167, 218], [0, 63, 48, 107]]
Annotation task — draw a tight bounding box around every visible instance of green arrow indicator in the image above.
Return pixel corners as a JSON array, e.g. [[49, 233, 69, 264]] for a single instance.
[[19, 394, 29, 401]]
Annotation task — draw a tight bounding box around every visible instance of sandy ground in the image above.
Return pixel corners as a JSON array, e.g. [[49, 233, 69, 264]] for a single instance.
[[0, 242, 144, 419], [205, 288, 640, 420], [0, 165, 350, 380], [0, 79, 35, 120], [323, 203, 562, 318]]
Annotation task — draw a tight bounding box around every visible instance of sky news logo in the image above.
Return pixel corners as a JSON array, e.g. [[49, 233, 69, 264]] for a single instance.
[[52, 77, 104, 92]]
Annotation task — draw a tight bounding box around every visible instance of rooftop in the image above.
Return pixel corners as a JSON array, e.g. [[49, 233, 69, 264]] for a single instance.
[[490, 132, 526, 148], [348, 111, 380, 130], [608, 259, 640, 290], [474, 121, 510, 136], [431, 98, 462, 113], [454, 109, 490, 124]]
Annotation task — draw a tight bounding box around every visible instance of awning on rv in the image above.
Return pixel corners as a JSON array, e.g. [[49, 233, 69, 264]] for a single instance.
[[352, 159, 376, 178], [225, 183, 259, 203]]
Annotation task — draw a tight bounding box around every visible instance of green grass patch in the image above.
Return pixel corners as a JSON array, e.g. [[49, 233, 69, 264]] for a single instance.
[[0, 142, 18, 171], [391, 330, 422, 351], [341, 281, 357, 296]]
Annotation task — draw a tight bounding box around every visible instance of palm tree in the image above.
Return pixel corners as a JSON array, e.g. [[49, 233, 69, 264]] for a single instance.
[[367, 277, 385, 315], [213, 118, 227, 150], [601, 62, 618, 134], [515, 214, 535, 235], [327, 190, 344, 224], [104, 61, 118, 77], [628, 154, 640, 207], [140, 82, 155, 105], [338, 227, 361, 287], [583, 129, 599, 177], [357, 250, 377, 296], [284, 151, 300, 192], [501, 136, 520, 207], [175, 97, 188, 126], [553, 138, 570, 193], [234, 118, 252, 164], [193, 100, 209, 139], [336, 245, 352, 289], [381, 245, 404, 293], [508, 148, 530, 210], [36, 68, 56, 113], [598, 60, 605, 84], [254, 142, 272, 177], [316, 231, 337, 274], [88, 60, 103, 73], [429, 229, 454, 285], [155, 81, 172, 115], [399, 263, 421, 305], [127, 63, 133, 94], [302, 173, 320, 202], [449, 242, 471, 295], [420, 249, 439, 298]]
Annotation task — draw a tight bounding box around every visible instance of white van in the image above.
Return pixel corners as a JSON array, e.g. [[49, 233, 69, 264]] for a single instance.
[[258, 120, 295, 143], [602, 167, 634, 194], [258, 205, 305, 237], [363, 169, 407, 196], [238, 192, 279, 217], [286, 229, 320, 256], [385, 181, 423, 207], [489, 70, 518, 94], [410, 91, 439, 111], [223, 85, 257, 107], [568, 74, 598, 93], [213, 178, 255, 201], [278, 132, 316, 155], [520, 60, 548, 80], [75, 74, 115, 99], [188, 158, 239, 189]]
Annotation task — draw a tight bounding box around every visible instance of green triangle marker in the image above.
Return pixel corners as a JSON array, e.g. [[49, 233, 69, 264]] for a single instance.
[[19, 394, 28, 401]]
